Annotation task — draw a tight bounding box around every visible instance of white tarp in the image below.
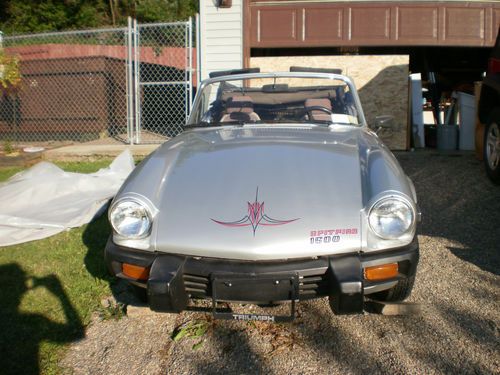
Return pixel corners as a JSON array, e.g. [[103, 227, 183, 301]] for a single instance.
[[0, 150, 135, 247]]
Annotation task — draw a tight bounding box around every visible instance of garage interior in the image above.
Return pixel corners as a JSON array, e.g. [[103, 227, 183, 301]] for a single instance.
[[242, 0, 500, 151], [253, 45, 490, 148]]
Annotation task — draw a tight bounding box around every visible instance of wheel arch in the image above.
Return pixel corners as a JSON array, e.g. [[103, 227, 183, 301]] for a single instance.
[[479, 83, 500, 124]]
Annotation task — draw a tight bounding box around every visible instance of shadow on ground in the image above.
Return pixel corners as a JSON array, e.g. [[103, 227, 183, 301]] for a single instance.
[[82, 214, 140, 306], [0, 264, 84, 375], [74, 150, 499, 375], [396, 150, 500, 275], [167, 150, 499, 374]]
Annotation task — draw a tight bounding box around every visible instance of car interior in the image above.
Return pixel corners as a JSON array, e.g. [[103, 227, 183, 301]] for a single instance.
[[207, 85, 358, 124]]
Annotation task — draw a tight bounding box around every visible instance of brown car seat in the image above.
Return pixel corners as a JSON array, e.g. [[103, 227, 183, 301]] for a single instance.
[[304, 98, 333, 122], [220, 96, 261, 122]]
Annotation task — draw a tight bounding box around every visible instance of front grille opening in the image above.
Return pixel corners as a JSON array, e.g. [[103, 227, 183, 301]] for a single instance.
[[184, 274, 209, 297], [184, 269, 330, 300], [299, 272, 329, 299]]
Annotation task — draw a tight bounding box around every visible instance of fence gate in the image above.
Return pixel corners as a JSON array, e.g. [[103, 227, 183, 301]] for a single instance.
[[131, 20, 194, 144], [0, 19, 194, 145]]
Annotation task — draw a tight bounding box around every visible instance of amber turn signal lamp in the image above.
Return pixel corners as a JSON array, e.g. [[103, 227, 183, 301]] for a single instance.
[[122, 263, 150, 280], [364, 263, 398, 281]]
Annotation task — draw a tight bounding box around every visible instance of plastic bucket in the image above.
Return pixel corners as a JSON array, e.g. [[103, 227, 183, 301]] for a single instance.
[[437, 125, 458, 151], [457, 92, 475, 150]]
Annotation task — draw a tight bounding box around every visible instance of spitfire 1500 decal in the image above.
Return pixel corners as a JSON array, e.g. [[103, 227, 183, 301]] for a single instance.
[[211, 188, 299, 235], [310, 228, 358, 245]]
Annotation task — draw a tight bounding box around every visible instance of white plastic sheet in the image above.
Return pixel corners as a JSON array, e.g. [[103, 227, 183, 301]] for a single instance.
[[0, 150, 135, 247]]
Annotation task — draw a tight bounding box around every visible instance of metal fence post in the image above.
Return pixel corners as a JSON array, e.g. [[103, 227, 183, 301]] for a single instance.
[[184, 22, 188, 123], [195, 14, 201, 89], [126, 17, 134, 144], [133, 18, 141, 145], [188, 17, 193, 118], [0, 31, 4, 82]]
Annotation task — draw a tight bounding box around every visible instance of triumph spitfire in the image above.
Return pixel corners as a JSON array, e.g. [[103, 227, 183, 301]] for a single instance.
[[105, 68, 420, 321]]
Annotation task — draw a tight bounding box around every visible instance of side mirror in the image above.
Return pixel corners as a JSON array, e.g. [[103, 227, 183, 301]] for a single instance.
[[373, 115, 396, 134]]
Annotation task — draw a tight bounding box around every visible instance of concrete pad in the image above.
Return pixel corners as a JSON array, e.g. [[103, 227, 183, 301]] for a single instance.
[[44, 144, 160, 160]]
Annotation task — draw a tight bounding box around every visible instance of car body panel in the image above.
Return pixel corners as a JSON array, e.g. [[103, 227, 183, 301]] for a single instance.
[[479, 28, 500, 124], [107, 70, 420, 314], [113, 123, 416, 260], [155, 126, 362, 260]]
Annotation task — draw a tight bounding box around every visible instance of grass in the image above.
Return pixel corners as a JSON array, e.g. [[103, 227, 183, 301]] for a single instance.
[[0, 159, 114, 182], [0, 166, 23, 181], [0, 159, 117, 375]]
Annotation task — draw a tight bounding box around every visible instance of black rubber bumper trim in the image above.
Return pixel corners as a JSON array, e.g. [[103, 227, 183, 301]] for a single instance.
[[104, 237, 156, 278], [104, 236, 419, 314], [361, 236, 419, 289], [327, 254, 363, 314], [105, 236, 419, 278]]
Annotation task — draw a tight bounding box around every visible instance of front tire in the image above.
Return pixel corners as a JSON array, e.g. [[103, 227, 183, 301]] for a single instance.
[[131, 284, 148, 303], [484, 109, 500, 184], [370, 276, 415, 302]]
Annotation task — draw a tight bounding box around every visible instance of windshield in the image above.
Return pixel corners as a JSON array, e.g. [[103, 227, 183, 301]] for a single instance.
[[187, 75, 364, 127]]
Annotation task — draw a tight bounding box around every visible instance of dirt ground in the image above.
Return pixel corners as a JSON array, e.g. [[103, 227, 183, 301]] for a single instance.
[[62, 150, 500, 375]]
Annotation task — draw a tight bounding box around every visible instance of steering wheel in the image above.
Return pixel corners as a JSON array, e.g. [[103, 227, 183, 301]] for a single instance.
[[304, 106, 333, 120]]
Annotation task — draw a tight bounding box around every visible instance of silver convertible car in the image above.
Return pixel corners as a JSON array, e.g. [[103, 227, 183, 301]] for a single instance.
[[105, 68, 420, 321]]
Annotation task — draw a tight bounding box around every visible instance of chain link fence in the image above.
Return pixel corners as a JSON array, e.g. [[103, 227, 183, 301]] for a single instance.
[[135, 21, 193, 144], [0, 19, 194, 146]]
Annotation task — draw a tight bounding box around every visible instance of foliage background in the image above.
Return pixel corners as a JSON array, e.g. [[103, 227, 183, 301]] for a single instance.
[[0, 0, 198, 34]]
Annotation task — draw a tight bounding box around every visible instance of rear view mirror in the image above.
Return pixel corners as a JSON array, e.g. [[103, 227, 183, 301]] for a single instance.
[[262, 84, 289, 93]]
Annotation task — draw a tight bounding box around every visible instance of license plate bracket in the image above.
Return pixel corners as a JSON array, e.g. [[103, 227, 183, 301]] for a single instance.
[[211, 273, 299, 322]]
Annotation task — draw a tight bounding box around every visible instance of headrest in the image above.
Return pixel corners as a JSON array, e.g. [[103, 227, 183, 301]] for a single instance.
[[226, 96, 254, 113], [305, 98, 332, 109]]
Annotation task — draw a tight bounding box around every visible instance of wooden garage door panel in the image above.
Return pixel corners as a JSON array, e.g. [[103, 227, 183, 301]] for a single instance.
[[398, 7, 438, 40], [248, 1, 499, 47], [494, 9, 500, 40], [304, 8, 343, 41], [350, 7, 391, 40], [258, 8, 297, 43], [444, 8, 485, 41]]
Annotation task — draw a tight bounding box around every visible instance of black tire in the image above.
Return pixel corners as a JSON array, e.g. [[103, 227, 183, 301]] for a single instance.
[[370, 276, 415, 302], [131, 284, 148, 303], [483, 109, 500, 185]]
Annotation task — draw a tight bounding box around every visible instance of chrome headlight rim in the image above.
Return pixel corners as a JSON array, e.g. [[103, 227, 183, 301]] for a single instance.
[[109, 197, 153, 239], [368, 194, 416, 240]]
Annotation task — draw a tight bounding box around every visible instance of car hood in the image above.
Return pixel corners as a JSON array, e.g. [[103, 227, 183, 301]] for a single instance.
[[117, 125, 415, 259], [126, 126, 366, 260]]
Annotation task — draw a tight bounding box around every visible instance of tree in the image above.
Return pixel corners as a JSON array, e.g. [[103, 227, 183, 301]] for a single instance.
[[134, 0, 198, 23], [0, 0, 198, 34], [0, 1, 108, 33], [0, 49, 21, 90]]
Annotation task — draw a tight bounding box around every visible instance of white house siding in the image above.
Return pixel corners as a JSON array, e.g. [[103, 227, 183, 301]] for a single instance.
[[199, 0, 243, 81]]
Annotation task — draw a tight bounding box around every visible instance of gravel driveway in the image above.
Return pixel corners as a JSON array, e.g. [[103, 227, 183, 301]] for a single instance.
[[62, 150, 500, 375]]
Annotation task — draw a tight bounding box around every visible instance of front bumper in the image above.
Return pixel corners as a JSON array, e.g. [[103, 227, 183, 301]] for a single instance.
[[105, 237, 418, 316]]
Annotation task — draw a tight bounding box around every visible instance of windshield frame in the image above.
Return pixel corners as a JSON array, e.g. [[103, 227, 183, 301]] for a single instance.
[[187, 72, 367, 128]]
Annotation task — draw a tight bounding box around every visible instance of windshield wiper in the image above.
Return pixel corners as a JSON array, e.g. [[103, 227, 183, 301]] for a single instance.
[[183, 121, 212, 129], [184, 120, 249, 129], [214, 121, 249, 126], [305, 120, 333, 126]]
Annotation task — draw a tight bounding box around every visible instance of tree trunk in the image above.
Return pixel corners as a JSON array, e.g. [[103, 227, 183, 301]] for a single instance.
[[109, 0, 117, 25]]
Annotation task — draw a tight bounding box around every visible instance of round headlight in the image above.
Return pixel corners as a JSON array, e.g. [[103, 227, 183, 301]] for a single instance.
[[368, 197, 414, 239], [109, 200, 152, 238]]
